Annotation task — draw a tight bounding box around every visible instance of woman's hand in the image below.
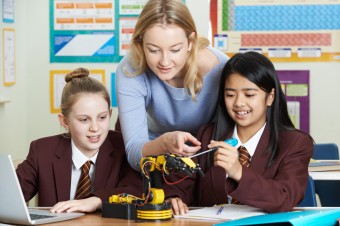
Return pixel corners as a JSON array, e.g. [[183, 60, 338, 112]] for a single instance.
[[161, 131, 201, 156], [142, 131, 201, 158], [166, 197, 189, 216], [209, 140, 243, 181], [50, 196, 102, 213]]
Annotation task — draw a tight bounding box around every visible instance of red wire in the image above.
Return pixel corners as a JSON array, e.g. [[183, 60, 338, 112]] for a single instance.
[[162, 170, 189, 185], [136, 162, 153, 206]]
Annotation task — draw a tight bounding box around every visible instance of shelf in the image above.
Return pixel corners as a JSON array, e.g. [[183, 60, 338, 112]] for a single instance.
[[0, 99, 11, 104]]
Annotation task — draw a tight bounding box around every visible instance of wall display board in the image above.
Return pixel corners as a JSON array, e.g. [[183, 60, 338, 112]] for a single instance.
[[278, 70, 310, 133], [211, 0, 340, 62], [50, 0, 116, 62], [49, 0, 147, 63], [50, 69, 105, 113]]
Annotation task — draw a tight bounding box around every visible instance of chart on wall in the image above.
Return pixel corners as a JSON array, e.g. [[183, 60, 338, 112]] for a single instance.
[[211, 0, 340, 62], [277, 70, 310, 133], [49, 69, 105, 113], [49, 0, 146, 63]]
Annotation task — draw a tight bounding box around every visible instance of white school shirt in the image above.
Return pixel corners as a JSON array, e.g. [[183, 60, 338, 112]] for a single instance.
[[70, 140, 98, 200], [232, 123, 266, 158]]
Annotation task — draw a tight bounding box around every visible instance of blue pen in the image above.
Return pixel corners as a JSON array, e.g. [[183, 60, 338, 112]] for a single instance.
[[189, 138, 238, 159], [216, 206, 224, 215]]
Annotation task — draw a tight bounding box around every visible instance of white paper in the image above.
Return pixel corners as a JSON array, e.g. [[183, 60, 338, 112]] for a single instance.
[[174, 204, 266, 221]]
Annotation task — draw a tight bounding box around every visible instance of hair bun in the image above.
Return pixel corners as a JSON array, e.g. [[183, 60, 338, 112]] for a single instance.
[[65, 68, 90, 82]]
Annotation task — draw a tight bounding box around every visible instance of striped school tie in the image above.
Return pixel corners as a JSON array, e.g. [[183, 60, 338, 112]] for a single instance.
[[232, 146, 251, 204], [238, 146, 251, 167], [75, 160, 92, 200]]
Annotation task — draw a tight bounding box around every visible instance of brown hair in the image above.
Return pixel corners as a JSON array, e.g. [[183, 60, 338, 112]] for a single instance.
[[126, 0, 210, 100], [60, 68, 111, 118]]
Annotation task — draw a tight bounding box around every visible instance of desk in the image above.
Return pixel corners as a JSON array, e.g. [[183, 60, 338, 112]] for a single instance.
[[309, 171, 340, 180], [41, 208, 340, 226], [42, 213, 220, 226], [309, 171, 340, 207]]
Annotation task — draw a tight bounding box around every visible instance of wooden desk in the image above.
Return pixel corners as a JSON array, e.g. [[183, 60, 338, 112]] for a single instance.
[[42, 207, 340, 226], [42, 213, 220, 226]]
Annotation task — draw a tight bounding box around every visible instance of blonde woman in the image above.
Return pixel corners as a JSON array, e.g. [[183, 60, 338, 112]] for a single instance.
[[116, 0, 229, 171]]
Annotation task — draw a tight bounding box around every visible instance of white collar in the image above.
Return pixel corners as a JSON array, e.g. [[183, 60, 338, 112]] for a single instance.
[[232, 123, 266, 157], [71, 140, 98, 169]]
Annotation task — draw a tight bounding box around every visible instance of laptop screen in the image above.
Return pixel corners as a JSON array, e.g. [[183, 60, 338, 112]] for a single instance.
[[0, 154, 84, 225]]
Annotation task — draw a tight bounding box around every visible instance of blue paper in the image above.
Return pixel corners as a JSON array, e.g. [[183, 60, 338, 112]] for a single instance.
[[214, 209, 340, 226]]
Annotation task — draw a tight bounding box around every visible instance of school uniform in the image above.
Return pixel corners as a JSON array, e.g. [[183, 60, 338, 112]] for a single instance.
[[16, 130, 143, 207], [194, 123, 314, 213]]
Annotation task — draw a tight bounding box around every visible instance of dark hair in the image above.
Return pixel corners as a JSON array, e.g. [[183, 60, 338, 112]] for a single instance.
[[60, 68, 111, 136], [212, 51, 295, 166]]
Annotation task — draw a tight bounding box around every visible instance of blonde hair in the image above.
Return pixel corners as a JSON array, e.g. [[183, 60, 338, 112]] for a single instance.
[[126, 0, 210, 100], [61, 68, 111, 118]]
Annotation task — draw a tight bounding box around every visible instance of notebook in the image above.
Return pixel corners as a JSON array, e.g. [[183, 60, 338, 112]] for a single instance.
[[0, 154, 84, 225]]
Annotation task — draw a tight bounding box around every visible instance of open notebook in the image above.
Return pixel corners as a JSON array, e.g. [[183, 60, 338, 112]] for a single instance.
[[0, 154, 84, 225], [174, 204, 266, 221]]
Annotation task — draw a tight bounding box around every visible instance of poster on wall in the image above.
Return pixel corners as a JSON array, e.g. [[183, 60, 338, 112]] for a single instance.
[[119, 0, 147, 15], [118, 17, 137, 56], [2, 0, 14, 23], [277, 70, 310, 133], [211, 0, 340, 62], [50, 69, 106, 113], [50, 0, 117, 62], [2, 28, 15, 86]]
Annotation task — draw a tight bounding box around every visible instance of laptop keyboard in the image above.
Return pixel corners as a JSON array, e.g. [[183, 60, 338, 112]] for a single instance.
[[30, 213, 56, 220]]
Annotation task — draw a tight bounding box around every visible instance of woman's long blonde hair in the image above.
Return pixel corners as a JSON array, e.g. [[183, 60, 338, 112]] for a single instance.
[[126, 0, 210, 100]]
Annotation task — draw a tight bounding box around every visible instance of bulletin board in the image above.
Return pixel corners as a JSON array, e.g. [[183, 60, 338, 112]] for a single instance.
[[49, 0, 147, 63], [278, 70, 310, 133], [49, 69, 105, 113], [211, 0, 340, 62]]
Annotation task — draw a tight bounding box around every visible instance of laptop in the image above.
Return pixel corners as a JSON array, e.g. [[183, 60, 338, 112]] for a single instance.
[[0, 154, 84, 225]]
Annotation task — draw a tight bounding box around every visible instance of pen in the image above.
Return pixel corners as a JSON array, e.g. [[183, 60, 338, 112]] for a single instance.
[[216, 206, 224, 215], [189, 146, 218, 159], [189, 138, 238, 159]]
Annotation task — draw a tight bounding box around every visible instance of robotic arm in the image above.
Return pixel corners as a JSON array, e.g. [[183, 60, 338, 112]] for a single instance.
[[105, 138, 237, 221], [139, 154, 204, 205], [108, 154, 204, 220]]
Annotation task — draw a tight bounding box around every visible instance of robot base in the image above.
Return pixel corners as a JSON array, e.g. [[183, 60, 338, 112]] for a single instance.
[[101, 202, 172, 221]]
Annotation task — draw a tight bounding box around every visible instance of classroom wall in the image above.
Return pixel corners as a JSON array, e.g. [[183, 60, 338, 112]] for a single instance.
[[0, 0, 339, 161]]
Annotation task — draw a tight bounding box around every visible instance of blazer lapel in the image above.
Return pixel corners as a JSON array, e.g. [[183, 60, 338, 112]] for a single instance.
[[250, 126, 271, 174], [53, 137, 73, 201], [94, 138, 115, 189]]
